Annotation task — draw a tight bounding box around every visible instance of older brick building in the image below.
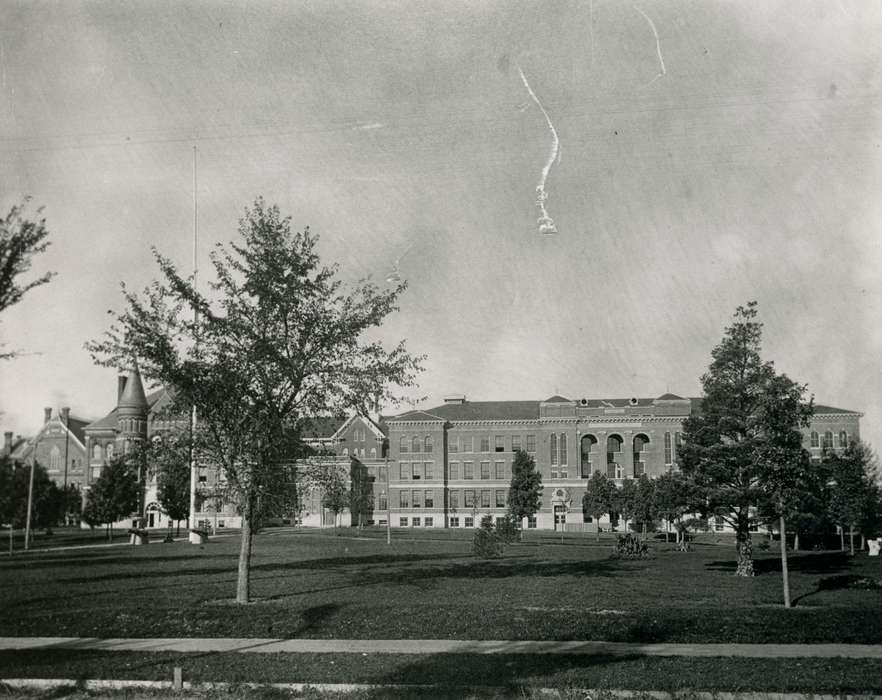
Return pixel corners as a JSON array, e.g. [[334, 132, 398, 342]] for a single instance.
[[384, 394, 862, 531]]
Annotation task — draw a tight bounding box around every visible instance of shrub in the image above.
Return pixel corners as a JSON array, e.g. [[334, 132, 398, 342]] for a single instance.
[[473, 515, 503, 558], [496, 515, 521, 544], [612, 532, 649, 558]]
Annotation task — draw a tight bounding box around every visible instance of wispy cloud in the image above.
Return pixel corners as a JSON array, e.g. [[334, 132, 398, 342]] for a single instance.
[[352, 122, 384, 131]]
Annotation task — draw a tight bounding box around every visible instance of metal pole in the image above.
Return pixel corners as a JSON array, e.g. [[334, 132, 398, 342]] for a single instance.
[[188, 144, 200, 544], [24, 455, 36, 551], [386, 456, 391, 545], [62, 413, 69, 525]]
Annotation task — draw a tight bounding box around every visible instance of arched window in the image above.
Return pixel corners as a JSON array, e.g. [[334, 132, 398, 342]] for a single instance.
[[400, 436, 409, 454], [425, 435, 433, 453], [810, 431, 819, 448], [580, 435, 597, 478], [559, 434, 567, 466], [412, 436, 421, 453], [105, 443, 114, 460], [550, 433, 558, 466], [632, 434, 649, 477], [370, 447, 377, 458], [839, 430, 848, 449], [342, 447, 349, 456], [823, 431, 833, 449], [49, 446, 61, 471], [606, 435, 622, 478], [92, 444, 102, 460]]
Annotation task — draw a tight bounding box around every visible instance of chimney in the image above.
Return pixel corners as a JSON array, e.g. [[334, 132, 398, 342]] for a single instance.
[[61, 407, 70, 426], [4, 431, 11, 452], [44, 407, 52, 424], [118, 375, 127, 401], [443, 394, 466, 405]]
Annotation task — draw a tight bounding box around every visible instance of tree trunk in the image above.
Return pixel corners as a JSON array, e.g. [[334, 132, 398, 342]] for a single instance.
[[176, 521, 180, 537], [735, 532, 755, 577], [779, 515, 791, 608], [642, 521, 647, 542], [236, 499, 255, 604], [595, 518, 600, 541], [849, 525, 855, 556], [861, 533, 866, 552], [840, 527, 845, 551], [108, 523, 113, 542], [793, 531, 799, 552]]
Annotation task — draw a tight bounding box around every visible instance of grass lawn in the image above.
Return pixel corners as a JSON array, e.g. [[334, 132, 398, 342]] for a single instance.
[[2, 527, 881, 644]]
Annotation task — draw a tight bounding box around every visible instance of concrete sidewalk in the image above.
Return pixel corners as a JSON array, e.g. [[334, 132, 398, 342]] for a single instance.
[[2, 637, 882, 658]]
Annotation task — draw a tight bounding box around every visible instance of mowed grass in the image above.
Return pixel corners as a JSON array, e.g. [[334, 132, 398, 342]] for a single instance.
[[1, 528, 881, 642]]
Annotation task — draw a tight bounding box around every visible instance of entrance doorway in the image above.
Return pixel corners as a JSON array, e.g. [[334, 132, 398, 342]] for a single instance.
[[554, 505, 567, 530]]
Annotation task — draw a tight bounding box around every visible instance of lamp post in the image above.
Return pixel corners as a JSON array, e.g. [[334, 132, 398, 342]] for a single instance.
[[386, 456, 391, 545]]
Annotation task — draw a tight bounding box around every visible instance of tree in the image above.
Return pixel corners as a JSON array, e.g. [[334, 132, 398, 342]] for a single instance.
[[320, 464, 350, 528], [653, 471, 695, 544], [82, 456, 140, 540], [507, 449, 542, 536], [582, 471, 614, 540], [825, 441, 881, 555], [2, 461, 64, 530], [0, 199, 55, 357], [152, 431, 193, 535], [679, 302, 814, 585], [614, 478, 638, 533], [87, 198, 421, 603], [349, 458, 374, 528], [632, 473, 657, 540]]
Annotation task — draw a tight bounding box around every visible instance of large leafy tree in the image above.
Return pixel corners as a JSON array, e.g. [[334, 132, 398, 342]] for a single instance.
[[653, 471, 697, 544], [679, 302, 813, 582], [86, 198, 421, 603], [824, 441, 881, 554], [613, 478, 638, 532], [582, 471, 614, 540], [0, 199, 55, 358], [151, 431, 193, 535], [507, 449, 542, 535], [632, 473, 657, 540], [1, 460, 64, 530], [82, 456, 140, 541]]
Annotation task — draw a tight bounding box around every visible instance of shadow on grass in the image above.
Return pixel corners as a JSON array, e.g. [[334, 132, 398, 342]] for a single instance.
[[792, 573, 882, 606], [706, 550, 852, 576]]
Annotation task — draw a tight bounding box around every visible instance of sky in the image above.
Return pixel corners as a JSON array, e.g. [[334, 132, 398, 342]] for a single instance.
[[1, 1, 881, 451]]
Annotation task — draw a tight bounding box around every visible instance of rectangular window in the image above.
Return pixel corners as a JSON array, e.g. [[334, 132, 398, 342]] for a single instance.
[[424, 462, 433, 480], [495, 436, 505, 452], [559, 466, 568, 479], [581, 459, 592, 478], [714, 515, 725, 532], [464, 489, 476, 507], [412, 489, 422, 508], [399, 517, 408, 527], [412, 517, 420, 527], [559, 434, 568, 465], [412, 462, 422, 480], [379, 465, 388, 483], [449, 462, 460, 480], [463, 461, 474, 480], [425, 490, 434, 508], [480, 436, 490, 452], [425, 437, 433, 453], [450, 516, 460, 527], [449, 490, 460, 509], [461, 435, 473, 452], [399, 490, 409, 508], [495, 461, 505, 479], [674, 432, 682, 463], [551, 468, 558, 480], [400, 438, 409, 454], [480, 461, 491, 479], [378, 493, 388, 511], [481, 490, 491, 508], [495, 489, 506, 508], [400, 462, 409, 480], [512, 435, 521, 452], [424, 517, 433, 527], [448, 436, 459, 453], [495, 516, 505, 526], [526, 434, 536, 453], [664, 432, 672, 465], [527, 516, 537, 529], [464, 516, 474, 528]]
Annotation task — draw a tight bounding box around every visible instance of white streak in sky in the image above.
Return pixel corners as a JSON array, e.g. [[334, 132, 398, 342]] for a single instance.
[[352, 122, 384, 131], [517, 64, 560, 234], [633, 5, 666, 79]]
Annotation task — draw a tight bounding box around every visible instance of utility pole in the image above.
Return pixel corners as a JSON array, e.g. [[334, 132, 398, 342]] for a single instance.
[[24, 454, 36, 551], [386, 456, 391, 545], [188, 144, 200, 544]]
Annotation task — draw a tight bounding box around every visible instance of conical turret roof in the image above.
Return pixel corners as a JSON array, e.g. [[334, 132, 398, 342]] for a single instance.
[[118, 364, 148, 412]]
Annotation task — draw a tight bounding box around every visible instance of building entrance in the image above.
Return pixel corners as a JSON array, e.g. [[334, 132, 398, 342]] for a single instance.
[[554, 505, 567, 530]]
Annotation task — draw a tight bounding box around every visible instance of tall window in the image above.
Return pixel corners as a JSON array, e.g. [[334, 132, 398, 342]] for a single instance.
[[449, 490, 460, 509], [495, 489, 506, 508], [49, 446, 61, 471], [399, 462, 409, 480], [412, 436, 421, 453], [839, 430, 848, 449], [399, 490, 410, 508], [370, 448, 377, 458], [664, 432, 672, 465], [412, 490, 422, 508], [526, 434, 536, 453], [550, 433, 558, 465], [495, 436, 505, 452], [607, 435, 622, 478], [463, 461, 474, 480], [674, 432, 682, 465], [449, 462, 460, 480], [378, 493, 387, 511], [633, 434, 649, 478], [105, 444, 114, 460], [425, 436, 433, 453], [449, 436, 459, 453], [424, 462, 433, 480], [559, 434, 567, 466], [412, 462, 423, 480], [481, 490, 491, 508], [464, 489, 475, 507], [480, 436, 490, 452], [400, 436, 409, 454], [823, 431, 833, 449], [581, 435, 597, 478], [512, 435, 521, 452], [424, 490, 434, 508], [480, 461, 491, 479], [461, 435, 473, 452], [494, 461, 505, 479], [379, 465, 388, 483]]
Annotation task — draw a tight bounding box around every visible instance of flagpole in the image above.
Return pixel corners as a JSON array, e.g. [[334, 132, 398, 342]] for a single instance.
[[188, 145, 200, 543]]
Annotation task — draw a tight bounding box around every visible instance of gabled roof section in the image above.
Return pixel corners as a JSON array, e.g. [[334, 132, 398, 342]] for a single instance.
[[301, 417, 348, 440], [329, 414, 387, 441], [813, 404, 862, 416], [388, 408, 447, 422], [398, 401, 541, 422], [543, 395, 571, 403], [655, 393, 686, 401]]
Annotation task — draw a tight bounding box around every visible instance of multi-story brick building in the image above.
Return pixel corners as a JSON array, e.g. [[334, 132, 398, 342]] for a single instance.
[[384, 394, 862, 531]]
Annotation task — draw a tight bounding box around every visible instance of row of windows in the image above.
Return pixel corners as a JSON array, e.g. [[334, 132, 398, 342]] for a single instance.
[[448, 434, 537, 454], [449, 488, 508, 509], [448, 461, 508, 480], [397, 489, 437, 508], [341, 447, 378, 458], [399, 516, 435, 527], [447, 516, 537, 528], [399, 436, 434, 454], [810, 430, 848, 449], [398, 461, 435, 480], [91, 443, 116, 461]]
